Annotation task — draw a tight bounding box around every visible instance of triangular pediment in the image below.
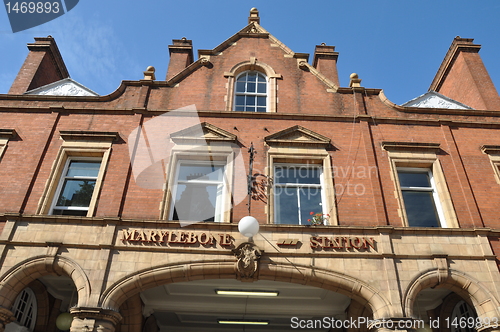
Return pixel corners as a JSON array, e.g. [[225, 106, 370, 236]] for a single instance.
[[25, 78, 99, 96], [265, 126, 331, 147], [197, 22, 292, 58], [402, 91, 473, 109], [170, 122, 237, 144]]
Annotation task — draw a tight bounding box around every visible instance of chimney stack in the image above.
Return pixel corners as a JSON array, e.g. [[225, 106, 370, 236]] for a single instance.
[[9, 36, 69, 94], [313, 44, 339, 87], [430, 37, 500, 110], [166, 38, 194, 81]]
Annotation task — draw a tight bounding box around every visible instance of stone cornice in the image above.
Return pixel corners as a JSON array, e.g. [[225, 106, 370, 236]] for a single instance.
[[0, 129, 16, 139], [2, 213, 499, 235], [481, 145, 500, 155], [59, 130, 119, 142], [381, 141, 441, 152]]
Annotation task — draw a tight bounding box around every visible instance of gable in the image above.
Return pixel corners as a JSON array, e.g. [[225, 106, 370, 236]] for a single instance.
[[402, 91, 473, 109], [25, 78, 99, 97], [168, 21, 338, 92]]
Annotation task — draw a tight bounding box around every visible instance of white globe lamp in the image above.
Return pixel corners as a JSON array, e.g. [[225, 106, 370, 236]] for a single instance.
[[56, 312, 73, 330], [238, 216, 259, 238]]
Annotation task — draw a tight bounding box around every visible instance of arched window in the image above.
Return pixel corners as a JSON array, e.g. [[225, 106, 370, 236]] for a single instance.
[[234, 71, 267, 112], [11, 287, 37, 331], [224, 60, 280, 113], [451, 300, 476, 332]]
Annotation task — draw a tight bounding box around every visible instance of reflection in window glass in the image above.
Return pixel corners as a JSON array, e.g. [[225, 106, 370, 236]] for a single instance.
[[52, 160, 101, 216], [274, 165, 324, 225], [398, 169, 441, 227], [172, 163, 225, 222]]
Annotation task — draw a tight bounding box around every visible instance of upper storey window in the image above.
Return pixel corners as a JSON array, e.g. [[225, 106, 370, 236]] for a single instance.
[[51, 159, 101, 216], [224, 59, 281, 113], [234, 71, 267, 112], [397, 168, 444, 227]]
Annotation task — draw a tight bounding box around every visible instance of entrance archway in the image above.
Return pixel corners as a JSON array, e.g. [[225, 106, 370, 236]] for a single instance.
[[404, 268, 500, 331], [102, 260, 391, 331]]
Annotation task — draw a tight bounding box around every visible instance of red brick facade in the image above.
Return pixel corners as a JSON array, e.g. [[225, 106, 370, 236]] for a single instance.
[[1, 8, 500, 332]]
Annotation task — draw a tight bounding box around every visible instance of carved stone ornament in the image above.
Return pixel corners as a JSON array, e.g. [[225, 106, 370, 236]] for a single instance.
[[0, 307, 15, 331], [200, 58, 211, 66], [232, 242, 262, 280], [248, 26, 259, 34]]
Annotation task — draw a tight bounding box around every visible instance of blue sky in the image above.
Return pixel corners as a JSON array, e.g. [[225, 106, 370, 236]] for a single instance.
[[1, 0, 499, 105]]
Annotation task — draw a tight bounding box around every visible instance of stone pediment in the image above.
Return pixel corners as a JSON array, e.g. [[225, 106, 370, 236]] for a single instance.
[[170, 122, 237, 144], [265, 125, 331, 147], [402, 91, 472, 109], [25, 78, 99, 97]]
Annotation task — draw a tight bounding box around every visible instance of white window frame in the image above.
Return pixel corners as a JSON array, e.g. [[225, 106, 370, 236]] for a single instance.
[[49, 157, 102, 216], [12, 287, 37, 331], [233, 71, 268, 112], [383, 142, 458, 228], [224, 60, 281, 113], [273, 163, 327, 225], [397, 167, 447, 228], [451, 300, 476, 332], [169, 160, 227, 223]]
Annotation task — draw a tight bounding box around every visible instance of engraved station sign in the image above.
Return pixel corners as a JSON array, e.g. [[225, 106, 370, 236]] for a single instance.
[[310, 236, 376, 250], [120, 228, 377, 252], [121, 229, 232, 246]]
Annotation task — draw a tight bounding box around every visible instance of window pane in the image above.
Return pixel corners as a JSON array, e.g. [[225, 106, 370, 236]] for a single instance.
[[300, 187, 323, 225], [275, 166, 321, 184], [257, 83, 266, 93], [275, 187, 299, 224], [172, 183, 220, 222], [247, 72, 257, 82], [177, 164, 223, 182], [402, 191, 440, 227], [247, 96, 256, 106], [398, 171, 431, 188], [56, 179, 96, 207], [234, 71, 267, 112], [236, 82, 246, 93], [247, 82, 256, 93], [235, 106, 244, 112], [66, 161, 100, 177], [235, 95, 245, 106]]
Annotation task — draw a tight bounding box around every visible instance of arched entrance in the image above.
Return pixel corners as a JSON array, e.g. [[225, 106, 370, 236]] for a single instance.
[[404, 269, 500, 331], [102, 260, 391, 332], [0, 256, 84, 332]]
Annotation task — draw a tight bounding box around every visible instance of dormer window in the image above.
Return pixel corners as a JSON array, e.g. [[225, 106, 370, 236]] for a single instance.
[[234, 71, 267, 112]]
